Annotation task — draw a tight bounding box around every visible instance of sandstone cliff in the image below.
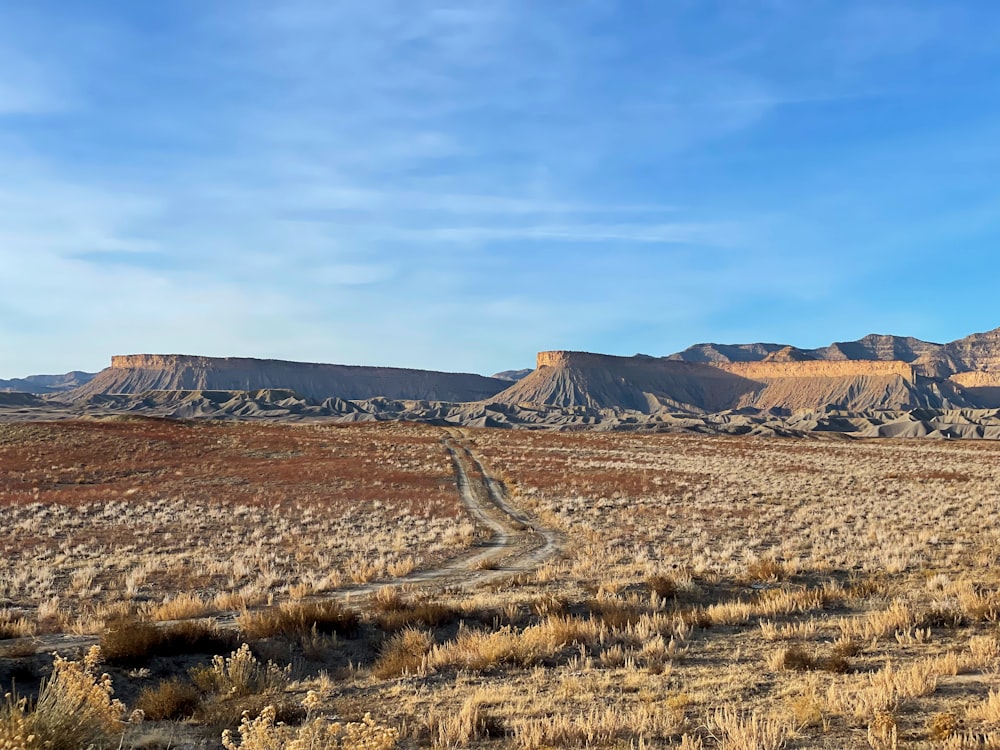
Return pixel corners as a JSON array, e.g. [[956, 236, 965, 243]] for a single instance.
[[718, 360, 915, 382], [73, 355, 510, 403]]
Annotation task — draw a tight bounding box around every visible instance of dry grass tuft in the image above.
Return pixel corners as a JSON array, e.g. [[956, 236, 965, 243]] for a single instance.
[[135, 677, 202, 720], [707, 707, 788, 750], [102, 618, 236, 664], [372, 628, 434, 679], [238, 601, 358, 640], [371, 591, 460, 632]]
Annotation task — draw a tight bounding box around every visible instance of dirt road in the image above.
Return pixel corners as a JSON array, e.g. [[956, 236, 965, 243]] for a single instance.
[[3, 430, 563, 655]]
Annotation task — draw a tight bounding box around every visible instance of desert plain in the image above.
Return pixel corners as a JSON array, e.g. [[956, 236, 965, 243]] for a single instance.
[[2, 417, 1000, 749]]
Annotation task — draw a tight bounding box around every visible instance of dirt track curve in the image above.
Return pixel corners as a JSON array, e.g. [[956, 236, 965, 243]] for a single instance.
[[3, 429, 564, 656]]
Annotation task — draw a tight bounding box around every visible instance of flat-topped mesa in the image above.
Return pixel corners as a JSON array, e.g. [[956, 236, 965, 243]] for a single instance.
[[80, 354, 512, 403], [717, 359, 916, 382]]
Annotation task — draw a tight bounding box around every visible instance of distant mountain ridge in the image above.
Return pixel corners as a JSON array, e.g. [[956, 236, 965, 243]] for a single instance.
[[667, 333, 941, 366], [0, 371, 96, 394], [5, 326, 1000, 434]]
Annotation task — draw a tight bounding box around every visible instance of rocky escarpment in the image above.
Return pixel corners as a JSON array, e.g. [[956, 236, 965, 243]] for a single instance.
[[72, 355, 510, 403]]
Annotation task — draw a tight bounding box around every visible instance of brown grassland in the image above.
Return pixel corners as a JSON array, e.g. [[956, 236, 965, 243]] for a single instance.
[[3, 419, 1000, 749]]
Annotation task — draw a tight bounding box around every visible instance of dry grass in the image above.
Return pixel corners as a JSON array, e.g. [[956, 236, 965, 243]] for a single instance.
[[0, 420, 472, 632], [5, 424, 1000, 748], [101, 618, 236, 664], [237, 600, 359, 640], [134, 677, 202, 720]]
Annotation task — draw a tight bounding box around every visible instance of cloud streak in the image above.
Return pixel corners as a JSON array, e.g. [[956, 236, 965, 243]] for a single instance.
[[2, 1, 1000, 375]]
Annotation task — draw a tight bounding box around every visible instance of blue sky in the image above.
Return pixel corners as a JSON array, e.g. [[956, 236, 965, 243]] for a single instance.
[[3, 1, 1000, 376]]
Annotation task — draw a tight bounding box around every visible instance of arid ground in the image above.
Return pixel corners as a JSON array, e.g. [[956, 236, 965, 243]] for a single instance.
[[3, 420, 1000, 749]]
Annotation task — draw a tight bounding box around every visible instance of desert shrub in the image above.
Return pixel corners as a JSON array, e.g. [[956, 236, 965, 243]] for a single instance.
[[647, 574, 678, 598], [238, 601, 358, 640], [191, 643, 290, 697], [746, 558, 788, 583], [372, 628, 434, 679], [928, 712, 959, 741], [222, 705, 399, 750], [200, 693, 304, 731], [773, 645, 816, 671], [585, 598, 645, 629], [0, 614, 34, 640], [18, 646, 126, 750], [430, 695, 498, 747], [135, 678, 201, 720], [103, 618, 236, 664], [0, 694, 34, 750], [968, 689, 1000, 722], [374, 598, 459, 632], [101, 619, 162, 664]]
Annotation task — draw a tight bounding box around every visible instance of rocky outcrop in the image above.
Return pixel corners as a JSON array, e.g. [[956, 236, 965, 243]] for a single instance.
[[73, 355, 510, 403], [718, 360, 915, 382]]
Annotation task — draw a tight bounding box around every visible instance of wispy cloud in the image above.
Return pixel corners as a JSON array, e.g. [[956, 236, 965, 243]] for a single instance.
[[2, 1, 1000, 375]]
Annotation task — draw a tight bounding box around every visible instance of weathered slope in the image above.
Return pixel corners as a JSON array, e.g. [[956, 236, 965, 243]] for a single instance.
[[489, 351, 762, 413], [72, 355, 510, 403]]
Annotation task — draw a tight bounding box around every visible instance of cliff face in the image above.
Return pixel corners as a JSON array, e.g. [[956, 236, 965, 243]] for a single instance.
[[718, 360, 915, 382], [74, 355, 510, 403]]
